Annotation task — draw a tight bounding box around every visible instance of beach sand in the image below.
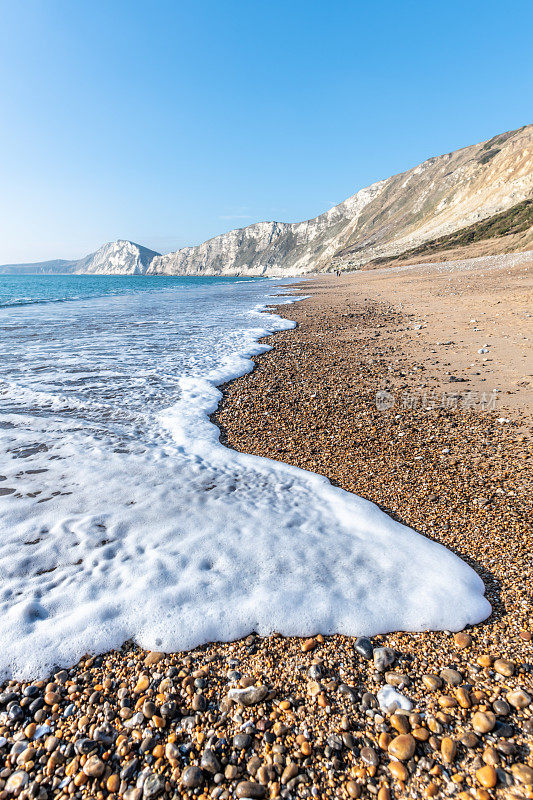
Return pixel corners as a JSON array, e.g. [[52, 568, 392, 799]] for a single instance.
[[0, 254, 532, 800]]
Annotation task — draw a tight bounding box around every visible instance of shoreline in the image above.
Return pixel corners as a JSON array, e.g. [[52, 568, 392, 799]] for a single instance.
[[0, 260, 532, 800]]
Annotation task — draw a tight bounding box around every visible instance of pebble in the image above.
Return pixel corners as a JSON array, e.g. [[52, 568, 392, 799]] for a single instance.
[[354, 637, 373, 659], [143, 772, 165, 799], [182, 766, 204, 788], [492, 699, 510, 715], [361, 746, 379, 766], [476, 765, 498, 788], [454, 632, 472, 649], [83, 755, 105, 777], [281, 763, 299, 784], [389, 761, 408, 781], [233, 732, 252, 749], [506, 689, 531, 709], [422, 674, 442, 691], [441, 736, 457, 763], [373, 647, 396, 671], [347, 779, 361, 798], [511, 764, 533, 785], [377, 685, 412, 713], [5, 770, 29, 793], [201, 747, 222, 773], [494, 658, 514, 677], [228, 685, 268, 706], [440, 668, 462, 686], [236, 781, 266, 798], [472, 711, 496, 734], [387, 734, 416, 761], [144, 651, 164, 665]]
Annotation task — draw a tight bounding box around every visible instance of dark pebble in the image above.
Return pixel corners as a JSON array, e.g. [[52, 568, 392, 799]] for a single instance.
[[354, 637, 373, 660]]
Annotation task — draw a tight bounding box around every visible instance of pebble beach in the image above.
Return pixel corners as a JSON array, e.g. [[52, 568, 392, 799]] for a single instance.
[[1, 263, 532, 800]]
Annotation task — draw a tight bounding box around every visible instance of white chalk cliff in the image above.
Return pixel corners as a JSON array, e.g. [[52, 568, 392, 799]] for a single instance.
[[2, 125, 532, 276]]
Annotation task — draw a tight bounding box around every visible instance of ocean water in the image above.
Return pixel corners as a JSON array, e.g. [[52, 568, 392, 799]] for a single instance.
[[0, 275, 490, 680]]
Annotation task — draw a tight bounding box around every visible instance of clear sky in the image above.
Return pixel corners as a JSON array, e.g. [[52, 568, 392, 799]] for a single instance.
[[1, 0, 532, 263]]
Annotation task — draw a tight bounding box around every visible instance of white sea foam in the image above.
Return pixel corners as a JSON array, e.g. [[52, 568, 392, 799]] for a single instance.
[[0, 277, 490, 680]]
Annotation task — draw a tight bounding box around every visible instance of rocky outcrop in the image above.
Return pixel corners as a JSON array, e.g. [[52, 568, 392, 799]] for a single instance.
[[0, 241, 160, 276], [75, 241, 161, 275]]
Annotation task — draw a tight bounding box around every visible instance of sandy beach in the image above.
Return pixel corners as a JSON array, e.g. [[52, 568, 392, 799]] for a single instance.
[[0, 254, 532, 800]]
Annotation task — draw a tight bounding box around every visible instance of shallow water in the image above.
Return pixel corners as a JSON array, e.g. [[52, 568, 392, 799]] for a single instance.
[[0, 275, 490, 680]]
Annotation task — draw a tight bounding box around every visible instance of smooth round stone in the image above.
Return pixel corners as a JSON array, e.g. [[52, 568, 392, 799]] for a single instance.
[[201, 748, 222, 774], [142, 701, 157, 718], [192, 694, 206, 712], [388, 734, 415, 761], [8, 705, 24, 722], [5, 771, 29, 794], [165, 743, 180, 763], [354, 637, 373, 660], [506, 689, 531, 709], [281, 763, 298, 784], [160, 701, 177, 718], [496, 768, 514, 787], [346, 780, 361, 798], [441, 737, 457, 763], [493, 699, 510, 715], [121, 759, 140, 781], [144, 652, 164, 665], [233, 733, 252, 750], [440, 668, 462, 686], [385, 672, 409, 688], [360, 746, 379, 766], [235, 781, 266, 798], [482, 746, 500, 766], [83, 756, 105, 778], [512, 764, 533, 785], [361, 692, 377, 709], [342, 732, 355, 750], [373, 647, 395, 672], [476, 765, 497, 788], [390, 714, 410, 734], [0, 691, 18, 705], [338, 684, 356, 702], [496, 742, 515, 756], [422, 674, 442, 691], [493, 658, 514, 677], [389, 761, 408, 781], [182, 766, 204, 788], [143, 773, 165, 799], [472, 711, 496, 734], [327, 734, 342, 751], [460, 732, 480, 748], [454, 632, 472, 649]]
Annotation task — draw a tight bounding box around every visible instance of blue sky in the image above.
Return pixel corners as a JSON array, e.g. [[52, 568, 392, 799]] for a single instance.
[[1, 0, 532, 263]]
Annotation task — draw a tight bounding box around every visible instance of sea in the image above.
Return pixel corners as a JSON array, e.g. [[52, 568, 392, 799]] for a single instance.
[[0, 275, 490, 680]]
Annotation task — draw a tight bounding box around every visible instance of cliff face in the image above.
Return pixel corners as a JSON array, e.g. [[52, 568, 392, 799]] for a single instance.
[[0, 241, 160, 276], [2, 125, 532, 276], [75, 241, 161, 275], [148, 125, 532, 275]]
